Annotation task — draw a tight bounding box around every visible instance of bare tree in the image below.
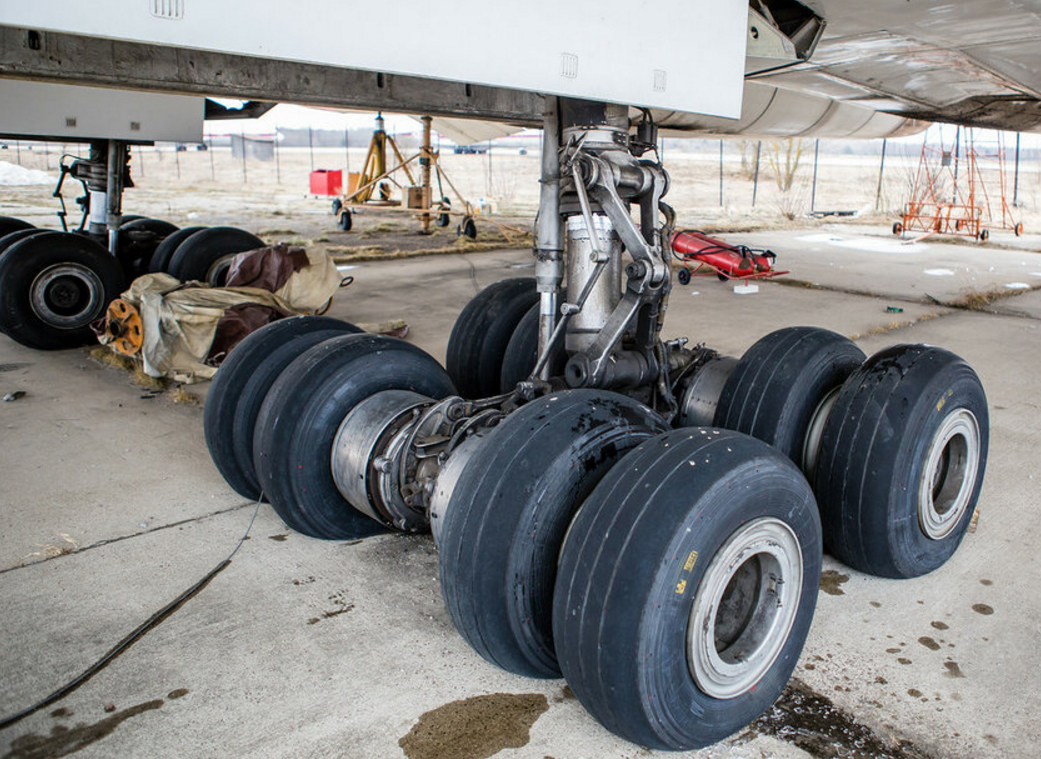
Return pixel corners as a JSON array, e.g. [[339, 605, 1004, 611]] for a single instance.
[[766, 138, 805, 192], [738, 140, 757, 180]]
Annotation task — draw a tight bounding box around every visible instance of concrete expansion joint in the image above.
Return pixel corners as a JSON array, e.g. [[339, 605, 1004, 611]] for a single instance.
[[0, 500, 257, 577]]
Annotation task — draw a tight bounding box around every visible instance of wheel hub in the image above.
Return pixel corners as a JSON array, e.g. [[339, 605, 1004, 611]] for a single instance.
[[331, 389, 432, 532], [918, 407, 980, 540], [802, 385, 841, 480], [30, 263, 104, 329], [687, 517, 803, 699]]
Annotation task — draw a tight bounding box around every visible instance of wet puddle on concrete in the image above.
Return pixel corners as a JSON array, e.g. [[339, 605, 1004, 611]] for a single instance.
[[751, 679, 934, 759], [819, 570, 849, 596], [399, 693, 548, 759], [2, 689, 187, 759]]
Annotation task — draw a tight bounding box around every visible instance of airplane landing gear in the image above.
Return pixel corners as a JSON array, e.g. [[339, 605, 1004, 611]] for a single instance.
[[209, 97, 990, 750]]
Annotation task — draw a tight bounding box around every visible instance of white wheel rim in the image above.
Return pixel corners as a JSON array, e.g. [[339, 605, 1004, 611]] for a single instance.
[[687, 517, 803, 700], [918, 407, 980, 540], [205, 254, 237, 286]]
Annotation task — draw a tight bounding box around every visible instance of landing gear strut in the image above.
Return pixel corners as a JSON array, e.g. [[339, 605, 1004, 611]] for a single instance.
[[0, 140, 134, 349], [210, 97, 989, 750]]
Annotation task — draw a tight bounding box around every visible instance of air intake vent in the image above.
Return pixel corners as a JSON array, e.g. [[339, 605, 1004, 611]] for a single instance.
[[150, 0, 184, 20]]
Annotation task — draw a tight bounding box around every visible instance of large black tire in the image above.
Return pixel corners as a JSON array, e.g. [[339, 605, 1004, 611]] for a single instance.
[[118, 218, 179, 279], [714, 327, 865, 468], [337, 209, 352, 231], [814, 344, 988, 578], [446, 277, 538, 398], [438, 390, 667, 678], [253, 334, 455, 539], [149, 226, 206, 275], [0, 229, 48, 256], [554, 429, 822, 750], [167, 226, 264, 285], [204, 316, 362, 500], [498, 303, 538, 391], [0, 232, 125, 350], [0, 217, 34, 238], [0, 231, 49, 337]]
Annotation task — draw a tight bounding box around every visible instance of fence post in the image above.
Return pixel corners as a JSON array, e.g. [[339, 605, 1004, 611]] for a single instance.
[[274, 128, 281, 184], [241, 130, 248, 183], [1013, 132, 1021, 207], [874, 138, 888, 212], [751, 141, 762, 207], [719, 139, 724, 206], [810, 139, 820, 213]]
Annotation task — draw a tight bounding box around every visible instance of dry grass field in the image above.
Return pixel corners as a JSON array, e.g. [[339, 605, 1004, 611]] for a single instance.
[[3, 138, 1039, 252]]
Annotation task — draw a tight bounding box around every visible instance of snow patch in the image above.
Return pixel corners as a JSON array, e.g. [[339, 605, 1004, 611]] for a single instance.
[[796, 232, 927, 254], [0, 161, 54, 187]]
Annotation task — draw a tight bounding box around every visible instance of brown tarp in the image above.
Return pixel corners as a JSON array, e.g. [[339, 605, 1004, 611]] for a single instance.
[[119, 247, 343, 383]]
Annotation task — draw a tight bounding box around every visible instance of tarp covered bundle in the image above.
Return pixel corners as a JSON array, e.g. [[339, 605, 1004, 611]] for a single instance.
[[108, 244, 342, 382]]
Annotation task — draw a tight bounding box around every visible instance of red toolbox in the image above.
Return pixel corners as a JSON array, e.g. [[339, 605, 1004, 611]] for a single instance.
[[309, 169, 343, 196]]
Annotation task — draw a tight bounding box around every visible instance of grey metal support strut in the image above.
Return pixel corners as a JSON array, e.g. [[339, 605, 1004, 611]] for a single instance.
[[105, 140, 125, 255], [534, 97, 563, 379]]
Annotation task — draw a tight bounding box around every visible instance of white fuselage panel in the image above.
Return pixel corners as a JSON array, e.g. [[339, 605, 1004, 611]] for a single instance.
[[0, 0, 748, 118], [0, 79, 204, 142]]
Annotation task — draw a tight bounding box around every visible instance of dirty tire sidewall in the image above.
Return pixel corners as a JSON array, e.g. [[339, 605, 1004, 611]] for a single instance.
[[814, 344, 989, 578], [204, 316, 362, 500], [167, 226, 264, 284], [498, 302, 542, 392], [446, 277, 537, 398], [714, 326, 865, 464], [553, 429, 822, 750], [438, 390, 667, 677], [0, 216, 35, 239], [117, 218, 180, 279], [253, 333, 455, 539], [0, 232, 125, 350], [149, 226, 207, 274], [0, 229, 49, 257]]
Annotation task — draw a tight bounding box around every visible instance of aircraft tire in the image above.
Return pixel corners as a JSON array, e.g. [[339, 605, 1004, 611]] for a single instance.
[[0, 231, 124, 350], [553, 428, 821, 750], [167, 226, 264, 285], [149, 226, 207, 275], [0, 229, 48, 256], [814, 344, 988, 578], [714, 326, 865, 470], [204, 316, 362, 500], [117, 218, 179, 279], [253, 333, 454, 539], [498, 303, 538, 391], [337, 209, 352, 231], [446, 277, 537, 398], [0, 216, 34, 239], [438, 389, 666, 678]]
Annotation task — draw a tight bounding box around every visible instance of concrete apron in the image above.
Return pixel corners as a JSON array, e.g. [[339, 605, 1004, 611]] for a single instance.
[[0, 245, 1038, 758]]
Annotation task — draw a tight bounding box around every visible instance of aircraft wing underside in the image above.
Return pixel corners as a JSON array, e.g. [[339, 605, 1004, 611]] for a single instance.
[[0, 1, 1039, 138]]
